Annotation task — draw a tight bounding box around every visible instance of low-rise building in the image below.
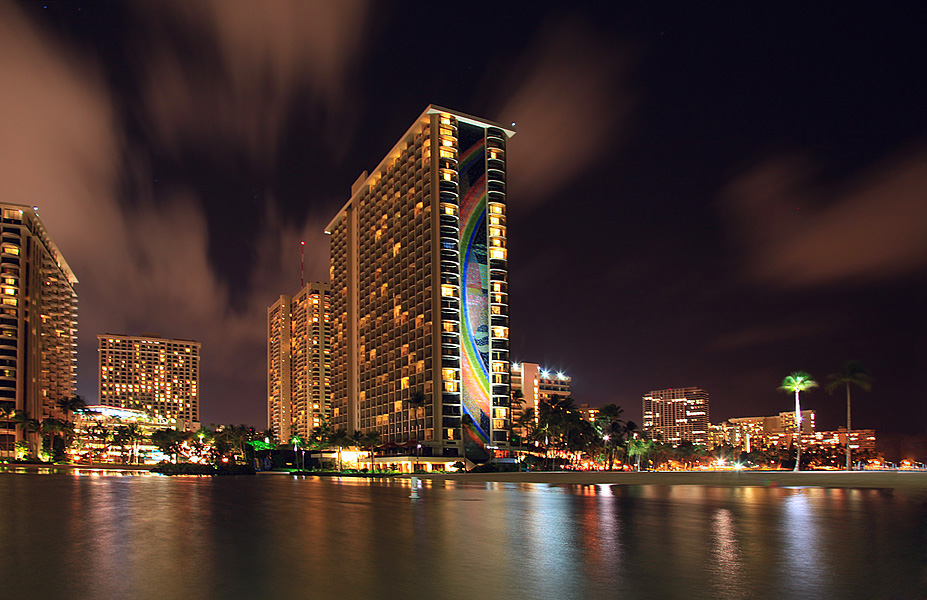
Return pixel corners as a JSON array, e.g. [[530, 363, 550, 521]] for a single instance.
[[70, 405, 172, 464]]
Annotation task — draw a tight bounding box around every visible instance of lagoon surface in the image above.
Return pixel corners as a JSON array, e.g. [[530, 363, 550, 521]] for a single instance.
[[1, 471, 926, 599]]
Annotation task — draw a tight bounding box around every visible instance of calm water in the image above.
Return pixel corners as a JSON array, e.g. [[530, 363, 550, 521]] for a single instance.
[[1, 471, 926, 600]]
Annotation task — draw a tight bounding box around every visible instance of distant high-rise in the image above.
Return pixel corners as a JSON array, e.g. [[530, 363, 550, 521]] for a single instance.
[[98, 334, 200, 427], [326, 106, 514, 461], [510, 362, 572, 439], [0, 204, 77, 457], [642, 387, 710, 445], [267, 282, 331, 442]]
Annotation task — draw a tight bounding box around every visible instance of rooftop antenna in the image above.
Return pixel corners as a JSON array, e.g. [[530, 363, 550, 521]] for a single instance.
[[300, 241, 305, 288]]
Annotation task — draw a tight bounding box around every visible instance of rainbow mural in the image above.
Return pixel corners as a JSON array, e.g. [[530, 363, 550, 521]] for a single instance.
[[457, 130, 491, 455]]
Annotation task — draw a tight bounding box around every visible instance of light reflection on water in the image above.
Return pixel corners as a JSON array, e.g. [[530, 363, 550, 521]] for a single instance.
[[1, 474, 925, 600]]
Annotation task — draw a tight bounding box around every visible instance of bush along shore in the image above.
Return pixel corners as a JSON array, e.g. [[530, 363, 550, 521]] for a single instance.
[[151, 461, 256, 476]]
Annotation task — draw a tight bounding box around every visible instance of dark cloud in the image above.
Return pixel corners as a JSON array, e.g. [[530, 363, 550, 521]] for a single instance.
[[709, 318, 841, 352], [721, 151, 927, 288], [497, 19, 636, 209], [0, 2, 119, 249], [132, 1, 371, 165], [0, 2, 350, 424]]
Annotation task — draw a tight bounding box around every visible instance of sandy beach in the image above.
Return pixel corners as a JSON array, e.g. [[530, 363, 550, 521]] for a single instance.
[[414, 469, 927, 492]]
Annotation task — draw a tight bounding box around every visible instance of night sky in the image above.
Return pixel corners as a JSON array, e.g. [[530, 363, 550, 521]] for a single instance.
[[2, 2, 924, 434]]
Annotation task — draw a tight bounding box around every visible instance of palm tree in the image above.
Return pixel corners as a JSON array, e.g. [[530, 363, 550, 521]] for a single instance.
[[595, 404, 625, 470], [627, 437, 653, 471], [779, 371, 818, 472], [290, 434, 305, 472], [515, 407, 538, 449], [113, 425, 132, 464], [408, 390, 427, 440], [12, 411, 42, 458], [124, 423, 146, 464], [826, 361, 873, 471], [327, 428, 351, 471], [0, 404, 14, 457], [56, 395, 87, 420], [359, 430, 381, 470]]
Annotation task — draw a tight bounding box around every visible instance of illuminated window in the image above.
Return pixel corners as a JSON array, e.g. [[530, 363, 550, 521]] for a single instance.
[[443, 172, 452, 181], [444, 205, 457, 216], [441, 285, 454, 297], [401, 377, 409, 389], [443, 380, 458, 393], [490, 248, 507, 260], [393, 242, 401, 256], [442, 368, 457, 381]]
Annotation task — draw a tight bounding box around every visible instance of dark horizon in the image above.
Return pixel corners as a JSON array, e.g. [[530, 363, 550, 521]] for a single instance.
[[2, 2, 924, 434]]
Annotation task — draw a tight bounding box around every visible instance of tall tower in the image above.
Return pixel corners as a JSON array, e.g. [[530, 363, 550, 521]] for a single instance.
[[267, 282, 331, 442], [642, 387, 710, 445], [0, 204, 77, 457], [98, 334, 200, 427], [326, 106, 514, 460]]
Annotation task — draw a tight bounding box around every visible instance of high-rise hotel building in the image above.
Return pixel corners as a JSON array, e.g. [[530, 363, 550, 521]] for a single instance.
[[326, 106, 514, 460], [510, 362, 573, 439], [98, 334, 200, 426], [0, 204, 77, 456], [267, 282, 331, 442], [642, 387, 710, 445]]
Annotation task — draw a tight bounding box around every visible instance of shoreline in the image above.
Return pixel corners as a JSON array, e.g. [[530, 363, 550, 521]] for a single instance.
[[413, 469, 927, 491], [4, 463, 927, 493]]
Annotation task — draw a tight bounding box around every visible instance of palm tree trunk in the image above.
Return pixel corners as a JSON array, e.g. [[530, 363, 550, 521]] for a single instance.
[[794, 390, 802, 472]]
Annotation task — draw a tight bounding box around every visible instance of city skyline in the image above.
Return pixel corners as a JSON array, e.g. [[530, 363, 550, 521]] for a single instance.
[[1, 3, 924, 433]]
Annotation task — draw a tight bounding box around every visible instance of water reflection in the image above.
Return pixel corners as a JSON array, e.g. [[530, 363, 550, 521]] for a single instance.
[[1, 475, 926, 599]]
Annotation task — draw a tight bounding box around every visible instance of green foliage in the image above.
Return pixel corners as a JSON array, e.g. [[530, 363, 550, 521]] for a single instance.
[[779, 371, 818, 394], [151, 461, 255, 476], [826, 361, 873, 394], [247, 439, 277, 452]]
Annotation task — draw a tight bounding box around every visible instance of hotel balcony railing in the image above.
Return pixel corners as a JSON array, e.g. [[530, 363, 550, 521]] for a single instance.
[[486, 158, 505, 172], [486, 127, 506, 140]]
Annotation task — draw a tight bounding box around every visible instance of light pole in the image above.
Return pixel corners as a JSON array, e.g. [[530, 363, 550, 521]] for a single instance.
[[603, 434, 611, 470]]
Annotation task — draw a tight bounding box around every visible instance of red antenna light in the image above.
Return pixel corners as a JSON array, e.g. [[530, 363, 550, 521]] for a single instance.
[[300, 241, 305, 287]]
